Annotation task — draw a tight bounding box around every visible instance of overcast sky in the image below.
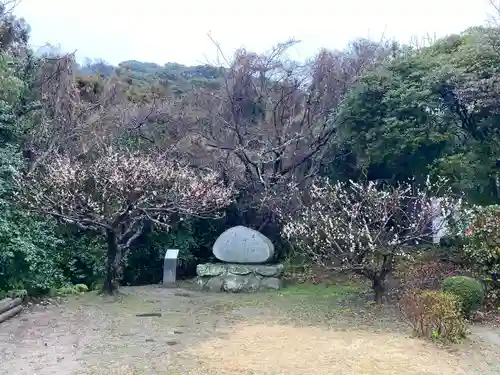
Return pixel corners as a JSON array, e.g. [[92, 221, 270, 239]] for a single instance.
[[13, 0, 494, 66]]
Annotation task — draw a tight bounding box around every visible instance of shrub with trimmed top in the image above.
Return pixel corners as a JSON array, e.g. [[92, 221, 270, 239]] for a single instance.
[[441, 276, 485, 317]]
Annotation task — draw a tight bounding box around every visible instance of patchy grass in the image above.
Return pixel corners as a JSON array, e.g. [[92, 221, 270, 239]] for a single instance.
[[1, 282, 499, 374], [223, 281, 404, 331], [276, 281, 368, 298]]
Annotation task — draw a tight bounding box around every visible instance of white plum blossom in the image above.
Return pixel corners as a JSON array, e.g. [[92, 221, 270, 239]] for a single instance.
[[280, 177, 458, 302], [19, 147, 236, 293], [22, 149, 235, 228]]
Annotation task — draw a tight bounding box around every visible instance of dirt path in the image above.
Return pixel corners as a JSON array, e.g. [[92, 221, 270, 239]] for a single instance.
[[462, 325, 500, 374], [0, 285, 499, 375], [0, 300, 88, 374], [471, 324, 500, 346], [0, 286, 246, 374]]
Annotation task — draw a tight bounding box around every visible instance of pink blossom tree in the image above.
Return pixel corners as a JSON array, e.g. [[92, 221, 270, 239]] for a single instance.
[[19, 148, 235, 294], [281, 177, 457, 303]]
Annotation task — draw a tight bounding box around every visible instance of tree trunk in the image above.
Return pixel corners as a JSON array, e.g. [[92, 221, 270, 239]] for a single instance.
[[371, 253, 394, 304], [104, 229, 120, 295], [0, 298, 22, 314], [372, 277, 385, 304], [489, 175, 500, 204]]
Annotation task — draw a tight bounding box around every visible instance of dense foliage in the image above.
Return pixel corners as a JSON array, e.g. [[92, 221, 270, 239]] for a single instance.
[[462, 205, 500, 277], [0, 21, 66, 294], [441, 275, 485, 317], [336, 27, 500, 204]]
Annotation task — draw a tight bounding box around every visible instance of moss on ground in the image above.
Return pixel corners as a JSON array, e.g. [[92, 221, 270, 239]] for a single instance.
[[276, 281, 367, 298]]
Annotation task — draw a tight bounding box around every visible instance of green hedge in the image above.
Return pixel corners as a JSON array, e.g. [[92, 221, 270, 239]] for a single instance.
[[441, 276, 485, 317]]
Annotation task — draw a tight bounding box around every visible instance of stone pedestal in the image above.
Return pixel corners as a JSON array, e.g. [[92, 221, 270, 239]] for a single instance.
[[196, 263, 283, 292]]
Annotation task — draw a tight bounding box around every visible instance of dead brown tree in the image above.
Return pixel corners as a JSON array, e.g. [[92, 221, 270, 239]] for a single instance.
[[25, 53, 175, 168], [185, 38, 394, 230]]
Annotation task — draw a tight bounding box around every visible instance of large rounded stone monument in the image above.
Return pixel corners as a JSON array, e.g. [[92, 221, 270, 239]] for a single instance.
[[196, 226, 283, 292], [213, 225, 275, 263]]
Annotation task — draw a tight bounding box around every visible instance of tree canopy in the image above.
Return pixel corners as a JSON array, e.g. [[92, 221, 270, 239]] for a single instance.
[[336, 27, 500, 204]]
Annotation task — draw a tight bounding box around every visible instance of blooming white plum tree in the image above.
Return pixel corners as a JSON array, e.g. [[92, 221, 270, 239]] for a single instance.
[[20, 148, 235, 294], [281, 177, 457, 303]]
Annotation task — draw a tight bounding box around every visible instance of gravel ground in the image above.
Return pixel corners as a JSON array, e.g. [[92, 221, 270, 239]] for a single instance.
[[0, 284, 498, 375]]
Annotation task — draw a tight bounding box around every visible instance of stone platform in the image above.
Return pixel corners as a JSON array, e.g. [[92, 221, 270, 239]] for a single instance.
[[196, 263, 283, 292]]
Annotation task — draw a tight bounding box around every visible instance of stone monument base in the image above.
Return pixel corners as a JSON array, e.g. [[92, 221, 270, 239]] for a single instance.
[[196, 263, 284, 292]]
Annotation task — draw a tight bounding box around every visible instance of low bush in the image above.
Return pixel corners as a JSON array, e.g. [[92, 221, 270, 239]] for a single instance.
[[441, 276, 485, 317], [400, 290, 467, 342], [54, 284, 90, 297], [74, 284, 89, 293], [396, 260, 460, 295]]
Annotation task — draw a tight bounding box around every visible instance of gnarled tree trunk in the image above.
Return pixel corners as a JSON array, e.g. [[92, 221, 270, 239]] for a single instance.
[[103, 229, 121, 295], [372, 277, 386, 304]]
